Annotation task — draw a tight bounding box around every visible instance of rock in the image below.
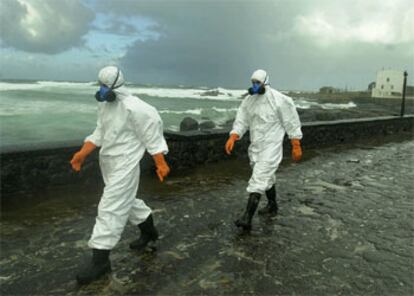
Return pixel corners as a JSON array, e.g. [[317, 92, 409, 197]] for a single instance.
[[362, 250, 391, 263], [346, 158, 360, 163], [218, 118, 234, 129], [199, 88, 231, 97], [313, 180, 347, 191], [200, 89, 221, 97], [297, 109, 306, 116], [199, 120, 216, 130], [180, 117, 199, 131]]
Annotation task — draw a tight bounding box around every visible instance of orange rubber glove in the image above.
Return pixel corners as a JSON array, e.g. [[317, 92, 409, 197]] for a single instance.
[[225, 133, 240, 155], [70, 141, 97, 172], [152, 153, 170, 182], [291, 139, 302, 162]]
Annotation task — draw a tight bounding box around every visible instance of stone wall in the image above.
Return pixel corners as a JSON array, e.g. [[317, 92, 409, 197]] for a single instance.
[[1, 116, 413, 197]]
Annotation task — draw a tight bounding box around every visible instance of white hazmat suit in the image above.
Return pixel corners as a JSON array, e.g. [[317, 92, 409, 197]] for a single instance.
[[230, 70, 302, 194], [85, 67, 168, 250]]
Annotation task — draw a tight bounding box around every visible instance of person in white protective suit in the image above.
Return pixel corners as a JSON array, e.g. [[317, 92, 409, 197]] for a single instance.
[[70, 66, 170, 285], [225, 69, 303, 231]]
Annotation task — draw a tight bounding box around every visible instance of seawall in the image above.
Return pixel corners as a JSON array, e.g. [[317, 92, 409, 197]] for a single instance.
[[1, 116, 413, 197]]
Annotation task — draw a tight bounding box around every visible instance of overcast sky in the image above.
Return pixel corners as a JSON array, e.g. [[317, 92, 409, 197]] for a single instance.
[[0, 0, 413, 90]]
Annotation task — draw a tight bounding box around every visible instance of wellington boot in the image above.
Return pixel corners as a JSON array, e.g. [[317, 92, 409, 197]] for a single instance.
[[235, 193, 261, 231], [258, 185, 278, 216], [130, 214, 159, 251], [76, 249, 111, 285]]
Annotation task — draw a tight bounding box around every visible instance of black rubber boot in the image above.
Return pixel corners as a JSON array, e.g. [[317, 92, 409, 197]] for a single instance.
[[235, 193, 261, 231], [76, 249, 111, 285], [129, 214, 159, 250], [258, 185, 278, 215]]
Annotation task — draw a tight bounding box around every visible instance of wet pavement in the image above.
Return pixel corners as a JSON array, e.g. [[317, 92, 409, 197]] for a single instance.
[[1, 136, 413, 295]]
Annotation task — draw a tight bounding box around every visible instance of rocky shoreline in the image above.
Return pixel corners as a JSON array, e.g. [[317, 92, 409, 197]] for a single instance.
[[179, 96, 414, 132], [2, 115, 412, 196]]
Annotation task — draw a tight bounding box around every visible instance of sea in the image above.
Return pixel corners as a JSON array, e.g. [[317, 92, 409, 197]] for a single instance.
[[0, 80, 356, 148]]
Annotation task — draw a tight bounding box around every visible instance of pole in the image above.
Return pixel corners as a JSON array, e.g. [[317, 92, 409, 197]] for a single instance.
[[400, 71, 407, 117]]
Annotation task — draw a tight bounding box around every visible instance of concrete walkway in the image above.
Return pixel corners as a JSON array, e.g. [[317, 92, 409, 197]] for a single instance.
[[1, 137, 413, 295]]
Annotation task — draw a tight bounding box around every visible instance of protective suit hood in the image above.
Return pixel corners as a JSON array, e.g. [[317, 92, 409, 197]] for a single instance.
[[98, 66, 125, 88], [113, 86, 131, 99], [251, 69, 269, 85]]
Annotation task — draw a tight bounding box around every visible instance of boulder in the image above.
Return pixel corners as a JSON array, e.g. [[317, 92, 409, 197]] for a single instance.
[[218, 118, 234, 129], [180, 117, 199, 131], [199, 120, 216, 130]]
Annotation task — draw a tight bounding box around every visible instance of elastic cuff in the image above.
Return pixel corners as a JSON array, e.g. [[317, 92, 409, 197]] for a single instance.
[[230, 133, 240, 140]]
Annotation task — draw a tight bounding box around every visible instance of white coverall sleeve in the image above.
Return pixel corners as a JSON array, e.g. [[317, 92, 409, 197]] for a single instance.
[[132, 110, 169, 155], [279, 95, 303, 140], [84, 107, 103, 146], [230, 100, 249, 138]]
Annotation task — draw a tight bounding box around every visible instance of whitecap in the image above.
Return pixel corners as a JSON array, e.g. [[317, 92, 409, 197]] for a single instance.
[[321, 102, 357, 109], [0, 81, 96, 92], [166, 125, 179, 132], [211, 107, 239, 113], [0, 100, 96, 116], [0, 82, 44, 91], [128, 86, 245, 101], [294, 98, 357, 110], [159, 108, 203, 115], [37, 81, 96, 88]]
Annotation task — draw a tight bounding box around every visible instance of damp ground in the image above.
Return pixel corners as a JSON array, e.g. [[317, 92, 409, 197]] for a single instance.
[[1, 135, 413, 295]]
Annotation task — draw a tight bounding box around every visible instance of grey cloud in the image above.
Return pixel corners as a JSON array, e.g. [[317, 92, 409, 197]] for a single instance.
[[2, 0, 412, 89], [0, 0, 94, 54], [94, 0, 413, 89], [92, 18, 141, 36], [98, 1, 291, 87]]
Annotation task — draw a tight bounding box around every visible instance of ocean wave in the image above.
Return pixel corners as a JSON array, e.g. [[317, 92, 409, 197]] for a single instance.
[[0, 101, 96, 116], [166, 125, 179, 132], [321, 102, 357, 109], [211, 107, 239, 113], [0, 81, 245, 101], [128, 86, 246, 101], [159, 106, 240, 116], [294, 98, 356, 110], [37, 81, 97, 88], [0, 82, 44, 91], [159, 108, 203, 115], [0, 81, 96, 92]]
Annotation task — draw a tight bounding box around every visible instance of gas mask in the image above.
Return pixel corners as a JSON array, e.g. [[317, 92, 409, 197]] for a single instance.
[[248, 81, 266, 95], [95, 68, 120, 102]]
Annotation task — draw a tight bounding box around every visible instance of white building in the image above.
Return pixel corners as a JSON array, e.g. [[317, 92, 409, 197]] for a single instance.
[[371, 69, 405, 98]]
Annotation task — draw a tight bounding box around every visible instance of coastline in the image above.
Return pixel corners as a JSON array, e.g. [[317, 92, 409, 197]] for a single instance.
[[1, 115, 413, 197]]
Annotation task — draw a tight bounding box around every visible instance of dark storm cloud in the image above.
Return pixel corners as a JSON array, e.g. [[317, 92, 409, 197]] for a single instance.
[[97, 0, 302, 87], [95, 0, 414, 89], [0, 0, 94, 54], [1, 0, 412, 88]]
